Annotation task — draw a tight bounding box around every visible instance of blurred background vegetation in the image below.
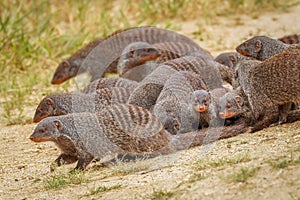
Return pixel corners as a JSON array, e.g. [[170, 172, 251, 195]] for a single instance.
[[0, 0, 298, 125]]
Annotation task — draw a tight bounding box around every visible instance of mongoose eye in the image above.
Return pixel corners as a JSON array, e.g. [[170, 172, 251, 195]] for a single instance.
[[226, 104, 232, 109]]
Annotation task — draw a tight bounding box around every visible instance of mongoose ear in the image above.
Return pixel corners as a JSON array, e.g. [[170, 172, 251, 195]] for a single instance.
[[62, 61, 69, 68], [229, 55, 237, 64], [255, 40, 262, 52], [235, 96, 243, 106], [54, 120, 62, 130], [129, 48, 135, 57], [46, 98, 54, 107]]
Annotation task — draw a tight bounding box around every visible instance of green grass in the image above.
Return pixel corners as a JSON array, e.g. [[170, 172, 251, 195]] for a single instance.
[[89, 184, 122, 195], [268, 155, 300, 169], [193, 153, 251, 170], [148, 189, 175, 200], [226, 166, 261, 183], [1, 0, 298, 125], [44, 170, 90, 190]]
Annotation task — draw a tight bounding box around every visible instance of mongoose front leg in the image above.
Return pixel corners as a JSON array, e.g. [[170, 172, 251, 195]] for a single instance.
[[50, 154, 78, 171], [74, 153, 94, 171]]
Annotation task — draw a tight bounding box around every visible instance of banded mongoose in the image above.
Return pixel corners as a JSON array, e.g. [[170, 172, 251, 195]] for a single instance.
[[30, 104, 171, 170], [234, 48, 300, 125], [161, 55, 224, 89], [218, 91, 250, 120], [127, 55, 224, 110], [218, 91, 300, 132], [33, 87, 131, 123], [232, 59, 261, 90], [153, 71, 208, 134], [127, 65, 178, 110], [236, 35, 299, 61], [82, 77, 138, 93], [192, 87, 229, 128], [117, 42, 161, 76], [214, 52, 252, 70], [278, 34, 300, 44], [118, 41, 212, 81], [51, 26, 200, 84]]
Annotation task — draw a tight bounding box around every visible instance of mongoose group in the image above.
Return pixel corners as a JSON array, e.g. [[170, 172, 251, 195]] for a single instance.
[[31, 26, 300, 171]]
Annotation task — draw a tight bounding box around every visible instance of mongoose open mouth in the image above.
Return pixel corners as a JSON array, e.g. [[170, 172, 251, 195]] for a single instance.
[[219, 112, 236, 119]]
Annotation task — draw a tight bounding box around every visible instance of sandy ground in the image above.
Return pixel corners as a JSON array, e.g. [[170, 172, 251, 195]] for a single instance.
[[1, 4, 300, 200]]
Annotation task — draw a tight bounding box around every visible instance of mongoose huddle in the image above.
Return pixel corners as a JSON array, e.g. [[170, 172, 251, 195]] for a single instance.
[[31, 25, 300, 171], [127, 54, 224, 110]]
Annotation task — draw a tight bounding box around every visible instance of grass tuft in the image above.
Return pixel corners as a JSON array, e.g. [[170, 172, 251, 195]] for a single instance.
[[44, 169, 90, 190], [226, 166, 261, 183], [268, 156, 300, 169], [89, 184, 122, 195], [193, 153, 251, 170], [149, 189, 175, 200]]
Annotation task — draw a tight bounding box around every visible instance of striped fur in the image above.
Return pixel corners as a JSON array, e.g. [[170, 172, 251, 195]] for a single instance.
[[52, 26, 201, 84], [82, 77, 138, 93], [278, 34, 300, 44]]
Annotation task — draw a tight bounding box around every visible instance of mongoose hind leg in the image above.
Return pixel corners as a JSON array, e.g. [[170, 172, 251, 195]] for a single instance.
[[74, 153, 94, 171]]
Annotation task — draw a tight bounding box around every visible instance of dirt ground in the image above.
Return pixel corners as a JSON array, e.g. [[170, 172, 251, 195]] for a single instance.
[[1, 4, 300, 200]]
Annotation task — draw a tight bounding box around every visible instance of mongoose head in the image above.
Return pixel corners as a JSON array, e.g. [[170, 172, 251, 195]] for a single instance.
[[192, 90, 210, 113], [236, 36, 265, 58], [218, 92, 244, 119], [30, 117, 63, 142], [214, 52, 239, 69], [51, 60, 80, 84], [33, 94, 68, 123], [118, 42, 161, 75], [163, 115, 180, 135]]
